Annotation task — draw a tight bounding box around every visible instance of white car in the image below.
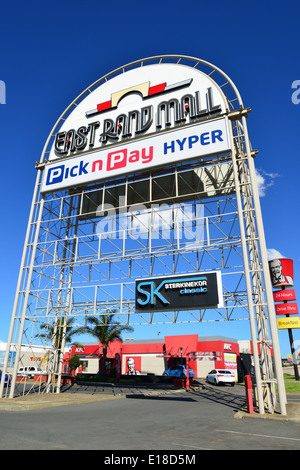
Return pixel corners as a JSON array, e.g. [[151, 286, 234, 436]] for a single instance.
[[17, 366, 46, 379], [206, 369, 236, 386]]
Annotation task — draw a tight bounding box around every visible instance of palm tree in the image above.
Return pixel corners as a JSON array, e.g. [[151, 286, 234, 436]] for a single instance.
[[76, 313, 133, 375], [36, 317, 83, 349], [35, 317, 83, 374]]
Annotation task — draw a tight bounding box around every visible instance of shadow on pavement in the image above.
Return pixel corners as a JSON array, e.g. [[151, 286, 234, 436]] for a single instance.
[[13, 379, 247, 414], [189, 384, 247, 411], [125, 394, 196, 401], [124, 383, 247, 410]]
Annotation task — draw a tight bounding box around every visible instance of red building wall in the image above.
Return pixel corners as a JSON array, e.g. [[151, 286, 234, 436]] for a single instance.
[[65, 335, 240, 377]]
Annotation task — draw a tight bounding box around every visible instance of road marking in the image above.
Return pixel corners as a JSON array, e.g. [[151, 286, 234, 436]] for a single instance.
[[216, 429, 300, 442], [171, 442, 212, 450]]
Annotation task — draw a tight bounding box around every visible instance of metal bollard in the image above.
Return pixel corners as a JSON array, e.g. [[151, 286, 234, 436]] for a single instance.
[[245, 375, 254, 414]]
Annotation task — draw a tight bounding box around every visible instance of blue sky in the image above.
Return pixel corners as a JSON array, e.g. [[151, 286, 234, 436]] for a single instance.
[[0, 0, 299, 358]]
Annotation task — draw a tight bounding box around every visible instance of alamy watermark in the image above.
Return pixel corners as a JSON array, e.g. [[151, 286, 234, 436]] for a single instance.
[[0, 80, 6, 104], [95, 199, 205, 247], [291, 80, 300, 104]]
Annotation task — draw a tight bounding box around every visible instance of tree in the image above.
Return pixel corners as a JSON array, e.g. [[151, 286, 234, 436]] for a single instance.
[[35, 316, 83, 374], [36, 317, 83, 349], [76, 314, 133, 375], [69, 353, 81, 376]]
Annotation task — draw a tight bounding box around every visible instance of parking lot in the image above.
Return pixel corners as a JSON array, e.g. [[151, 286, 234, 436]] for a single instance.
[[0, 380, 300, 450]]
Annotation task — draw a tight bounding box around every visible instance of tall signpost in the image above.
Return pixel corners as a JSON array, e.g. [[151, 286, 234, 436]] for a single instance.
[[0, 55, 286, 415], [270, 258, 300, 381]]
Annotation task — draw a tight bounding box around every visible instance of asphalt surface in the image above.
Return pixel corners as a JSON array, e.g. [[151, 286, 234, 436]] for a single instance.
[[0, 381, 300, 451]]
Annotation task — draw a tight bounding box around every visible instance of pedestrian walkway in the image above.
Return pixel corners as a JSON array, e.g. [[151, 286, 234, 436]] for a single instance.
[[1, 380, 300, 422], [0, 392, 122, 411], [0, 381, 182, 411], [235, 402, 300, 422]]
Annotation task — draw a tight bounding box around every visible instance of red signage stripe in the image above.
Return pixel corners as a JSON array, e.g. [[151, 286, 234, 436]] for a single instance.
[[273, 289, 296, 302], [97, 100, 112, 112], [148, 83, 166, 96], [275, 302, 299, 315]]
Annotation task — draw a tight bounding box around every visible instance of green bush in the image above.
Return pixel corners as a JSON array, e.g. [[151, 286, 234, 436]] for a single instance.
[[69, 353, 81, 373]]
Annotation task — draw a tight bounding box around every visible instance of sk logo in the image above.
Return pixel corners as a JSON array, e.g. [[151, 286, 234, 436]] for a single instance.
[[136, 281, 169, 307]]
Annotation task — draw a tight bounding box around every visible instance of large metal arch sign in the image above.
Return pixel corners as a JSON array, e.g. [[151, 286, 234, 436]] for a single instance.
[[1, 55, 286, 416], [41, 61, 231, 192], [40, 55, 242, 162]]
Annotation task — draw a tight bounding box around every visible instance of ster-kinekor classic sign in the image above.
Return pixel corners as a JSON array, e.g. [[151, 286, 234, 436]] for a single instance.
[[40, 63, 232, 193], [135, 272, 223, 312]]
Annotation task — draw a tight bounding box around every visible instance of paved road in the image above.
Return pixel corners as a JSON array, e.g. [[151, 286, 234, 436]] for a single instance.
[[0, 382, 300, 451]]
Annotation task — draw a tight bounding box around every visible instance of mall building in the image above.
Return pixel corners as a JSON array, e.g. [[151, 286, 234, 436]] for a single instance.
[[0, 335, 259, 381], [64, 334, 249, 380]]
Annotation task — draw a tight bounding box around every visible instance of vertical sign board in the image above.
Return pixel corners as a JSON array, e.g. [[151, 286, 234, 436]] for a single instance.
[[135, 272, 223, 312], [224, 353, 238, 379], [270, 258, 300, 382], [269, 259, 298, 329]]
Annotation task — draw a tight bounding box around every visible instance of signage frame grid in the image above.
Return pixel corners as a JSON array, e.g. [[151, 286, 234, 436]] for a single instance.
[[1, 55, 286, 416]]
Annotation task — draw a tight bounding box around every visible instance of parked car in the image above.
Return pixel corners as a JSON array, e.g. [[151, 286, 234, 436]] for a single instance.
[[206, 369, 235, 386], [17, 366, 46, 379], [163, 364, 195, 379], [0, 369, 10, 386]]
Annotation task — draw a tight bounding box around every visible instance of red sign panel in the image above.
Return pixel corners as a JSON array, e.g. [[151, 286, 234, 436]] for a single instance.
[[125, 356, 141, 375], [269, 258, 294, 289], [273, 289, 296, 302], [275, 303, 299, 315]]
